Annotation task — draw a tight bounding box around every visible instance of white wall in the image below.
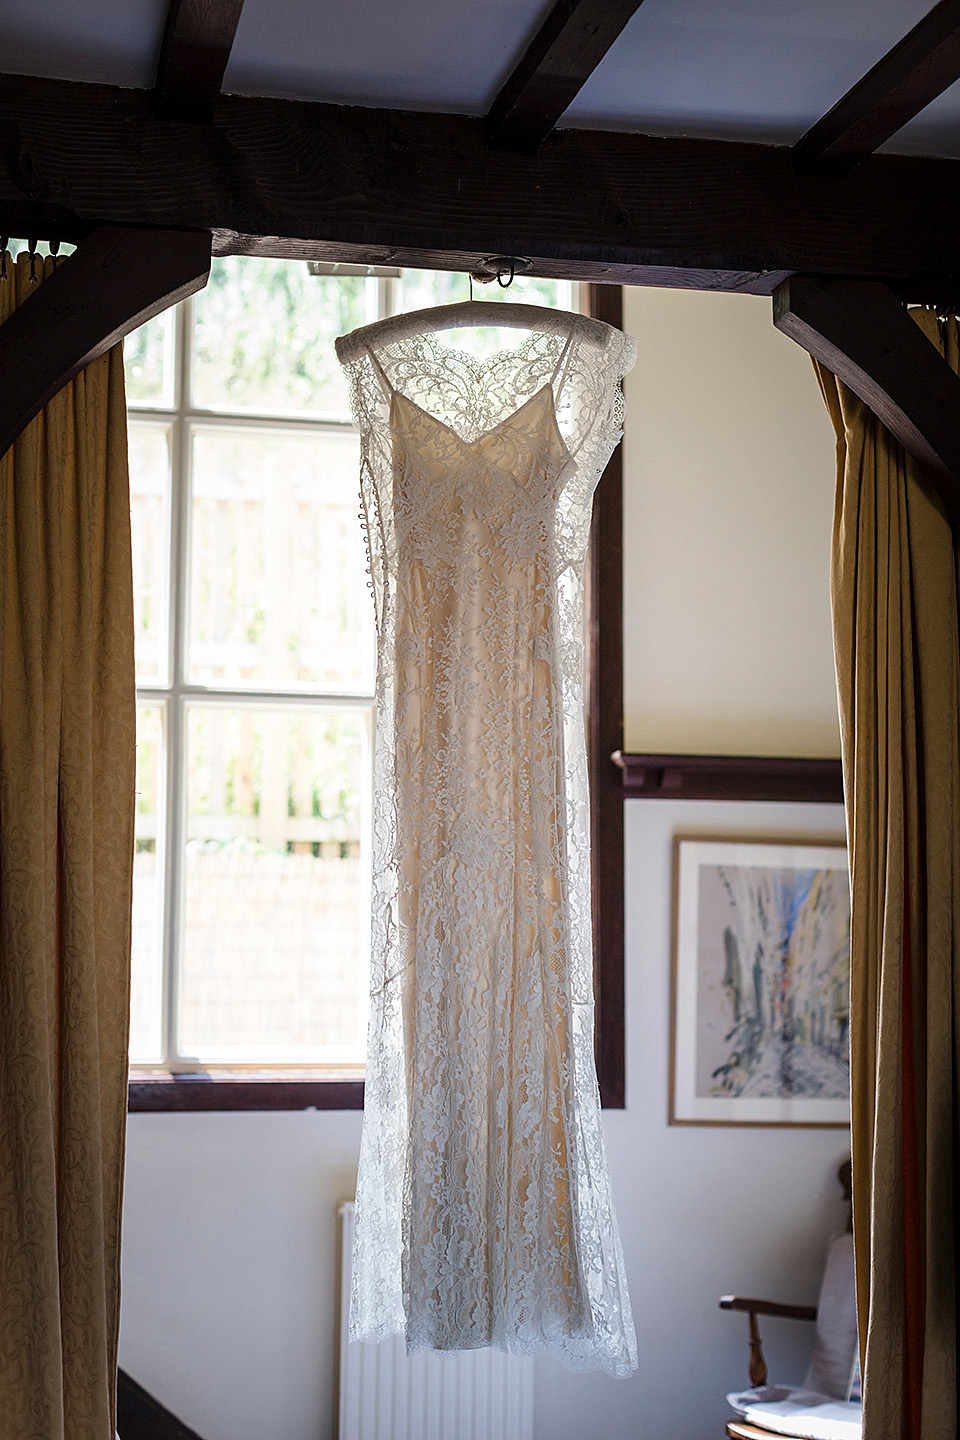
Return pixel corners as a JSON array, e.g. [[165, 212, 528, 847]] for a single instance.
[[533, 798, 849, 1440], [623, 286, 840, 757], [121, 1111, 361, 1439], [120, 287, 848, 1440]]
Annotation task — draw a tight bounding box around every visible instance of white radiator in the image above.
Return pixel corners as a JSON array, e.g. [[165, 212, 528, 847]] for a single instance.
[[338, 1202, 534, 1440]]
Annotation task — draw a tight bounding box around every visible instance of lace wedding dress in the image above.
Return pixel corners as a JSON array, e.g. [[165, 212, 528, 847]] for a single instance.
[[336, 304, 637, 1378]]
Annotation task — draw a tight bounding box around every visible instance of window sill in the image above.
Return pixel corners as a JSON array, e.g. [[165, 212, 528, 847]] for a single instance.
[[128, 1073, 365, 1112]]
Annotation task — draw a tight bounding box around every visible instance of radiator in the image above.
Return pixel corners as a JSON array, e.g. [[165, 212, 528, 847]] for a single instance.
[[338, 1202, 534, 1440]]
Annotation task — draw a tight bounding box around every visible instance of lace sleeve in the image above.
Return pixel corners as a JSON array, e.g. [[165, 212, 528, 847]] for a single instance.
[[552, 323, 636, 577], [556, 324, 636, 476]]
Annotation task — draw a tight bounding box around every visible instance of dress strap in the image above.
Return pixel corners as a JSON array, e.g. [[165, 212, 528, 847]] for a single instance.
[[362, 343, 395, 401], [549, 325, 577, 402]]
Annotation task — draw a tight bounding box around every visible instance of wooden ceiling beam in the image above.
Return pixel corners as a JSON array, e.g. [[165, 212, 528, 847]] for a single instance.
[[485, 0, 645, 151], [793, 0, 960, 175], [774, 275, 960, 528], [4, 74, 960, 291], [0, 227, 210, 460], [155, 0, 247, 123]]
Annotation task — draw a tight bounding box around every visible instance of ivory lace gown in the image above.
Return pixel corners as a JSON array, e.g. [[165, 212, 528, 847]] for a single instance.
[[337, 309, 637, 1377]]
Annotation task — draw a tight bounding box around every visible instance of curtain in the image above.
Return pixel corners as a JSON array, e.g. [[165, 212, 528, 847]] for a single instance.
[[0, 251, 135, 1439], [816, 308, 960, 1440]]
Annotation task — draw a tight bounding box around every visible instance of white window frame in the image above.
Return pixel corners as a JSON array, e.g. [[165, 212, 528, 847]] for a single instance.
[[130, 274, 396, 1077], [127, 265, 586, 1106]]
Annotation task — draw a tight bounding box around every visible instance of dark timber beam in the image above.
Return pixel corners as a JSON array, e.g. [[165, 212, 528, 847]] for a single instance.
[[485, 0, 644, 151], [6, 74, 960, 290], [0, 227, 211, 460], [774, 275, 960, 528], [155, 0, 247, 123], [793, 0, 960, 175]]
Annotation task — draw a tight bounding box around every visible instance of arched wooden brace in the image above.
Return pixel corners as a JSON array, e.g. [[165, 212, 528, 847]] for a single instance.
[[0, 226, 211, 460], [773, 274, 960, 531]]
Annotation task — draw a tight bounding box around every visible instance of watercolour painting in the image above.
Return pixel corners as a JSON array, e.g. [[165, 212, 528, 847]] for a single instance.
[[671, 836, 851, 1126]]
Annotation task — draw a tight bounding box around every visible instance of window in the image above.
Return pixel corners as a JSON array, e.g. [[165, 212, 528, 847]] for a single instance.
[[126, 259, 583, 1109]]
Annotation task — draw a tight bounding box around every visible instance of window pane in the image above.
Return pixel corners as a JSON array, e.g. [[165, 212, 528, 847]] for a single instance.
[[191, 257, 372, 418], [187, 426, 375, 693], [178, 705, 370, 1063], [129, 421, 173, 684], [396, 269, 576, 360], [125, 311, 175, 408], [131, 705, 165, 1063], [398, 269, 572, 312], [5, 240, 77, 261]]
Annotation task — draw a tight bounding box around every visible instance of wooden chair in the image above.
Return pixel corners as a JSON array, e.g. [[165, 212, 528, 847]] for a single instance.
[[719, 1161, 859, 1440]]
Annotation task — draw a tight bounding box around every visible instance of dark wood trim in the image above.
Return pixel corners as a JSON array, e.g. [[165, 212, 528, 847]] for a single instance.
[[127, 1076, 364, 1112], [774, 274, 960, 528], [485, 0, 645, 151], [118, 1369, 205, 1440], [6, 73, 960, 291], [793, 0, 960, 175], [0, 227, 210, 460], [127, 1077, 364, 1105], [587, 282, 626, 1110], [727, 1425, 802, 1440], [718, 1296, 818, 1322], [155, 0, 247, 123], [615, 753, 844, 804]]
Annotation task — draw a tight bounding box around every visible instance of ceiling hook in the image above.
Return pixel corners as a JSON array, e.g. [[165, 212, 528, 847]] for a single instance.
[[473, 254, 533, 287]]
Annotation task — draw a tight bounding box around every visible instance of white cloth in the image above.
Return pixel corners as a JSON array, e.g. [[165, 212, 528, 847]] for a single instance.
[[727, 1386, 862, 1440], [805, 1234, 859, 1402], [337, 309, 637, 1377]]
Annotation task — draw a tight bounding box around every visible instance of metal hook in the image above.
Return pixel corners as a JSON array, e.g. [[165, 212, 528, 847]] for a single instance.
[[473, 254, 531, 287], [27, 236, 38, 283]]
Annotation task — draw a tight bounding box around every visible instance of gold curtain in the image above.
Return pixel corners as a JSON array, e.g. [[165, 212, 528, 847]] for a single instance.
[[816, 308, 960, 1440], [0, 252, 135, 1439]]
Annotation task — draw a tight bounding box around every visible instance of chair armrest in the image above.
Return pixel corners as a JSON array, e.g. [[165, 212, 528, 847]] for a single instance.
[[719, 1296, 817, 1387], [719, 1296, 817, 1322]]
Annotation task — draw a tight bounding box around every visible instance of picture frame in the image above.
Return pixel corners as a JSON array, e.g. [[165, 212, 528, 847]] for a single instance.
[[670, 835, 851, 1127]]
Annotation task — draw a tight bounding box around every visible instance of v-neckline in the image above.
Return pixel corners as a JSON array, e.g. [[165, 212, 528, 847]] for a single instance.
[[390, 384, 559, 450]]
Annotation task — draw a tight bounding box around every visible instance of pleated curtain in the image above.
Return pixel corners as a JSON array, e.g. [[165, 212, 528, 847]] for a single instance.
[[816, 307, 960, 1440], [0, 252, 135, 1440]]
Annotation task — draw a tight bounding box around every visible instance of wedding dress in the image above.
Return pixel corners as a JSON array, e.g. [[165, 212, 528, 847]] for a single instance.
[[336, 302, 638, 1377]]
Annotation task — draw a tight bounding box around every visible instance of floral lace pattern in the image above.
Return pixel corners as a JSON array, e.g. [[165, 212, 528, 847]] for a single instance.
[[337, 311, 638, 1377]]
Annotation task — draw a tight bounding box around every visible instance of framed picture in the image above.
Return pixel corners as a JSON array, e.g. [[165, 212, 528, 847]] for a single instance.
[[670, 835, 851, 1127]]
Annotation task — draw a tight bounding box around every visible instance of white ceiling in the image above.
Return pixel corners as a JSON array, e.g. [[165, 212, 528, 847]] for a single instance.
[[2, 0, 960, 156]]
